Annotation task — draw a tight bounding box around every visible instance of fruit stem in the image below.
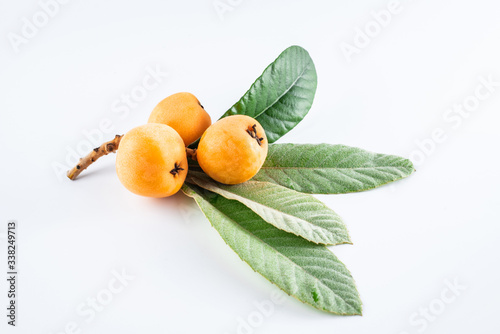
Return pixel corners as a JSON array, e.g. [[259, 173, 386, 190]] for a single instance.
[[186, 148, 197, 161], [67, 134, 123, 180]]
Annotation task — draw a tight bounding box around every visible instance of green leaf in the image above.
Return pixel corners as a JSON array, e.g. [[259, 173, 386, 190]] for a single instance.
[[182, 184, 362, 315], [252, 143, 415, 194], [188, 172, 350, 246], [219, 45, 317, 143]]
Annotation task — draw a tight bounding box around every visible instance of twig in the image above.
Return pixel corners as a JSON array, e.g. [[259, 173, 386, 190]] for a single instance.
[[67, 135, 123, 180]]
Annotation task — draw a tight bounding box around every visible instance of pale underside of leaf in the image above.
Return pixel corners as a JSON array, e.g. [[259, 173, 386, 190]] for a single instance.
[[182, 184, 362, 315], [252, 143, 415, 194], [188, 173, 350, 246]]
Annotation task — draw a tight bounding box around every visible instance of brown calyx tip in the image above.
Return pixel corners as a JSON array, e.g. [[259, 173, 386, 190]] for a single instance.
[[246, 124, 264, 146], [170, 163, 184, 176]]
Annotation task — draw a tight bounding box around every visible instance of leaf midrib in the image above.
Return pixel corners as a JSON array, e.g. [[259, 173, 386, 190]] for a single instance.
[[260, 166, 413, 170], [254, 59, 312, 121]]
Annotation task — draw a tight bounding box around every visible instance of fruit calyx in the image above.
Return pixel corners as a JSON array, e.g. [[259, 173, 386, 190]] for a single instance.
[[246, 124, 264, 146], [170, 163, 184, 176]]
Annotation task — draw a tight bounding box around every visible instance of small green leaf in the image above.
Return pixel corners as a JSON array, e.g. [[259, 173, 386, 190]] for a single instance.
[[188, 172, 350, 245], [219, 45, 317, 143], [182, 184, 362, 315], [253, 143, 415, 194]]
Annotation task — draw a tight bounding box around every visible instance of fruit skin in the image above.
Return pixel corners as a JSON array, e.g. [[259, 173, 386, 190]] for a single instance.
[[197, 115, 268, 185], [148, 92, 211, 146], [116, 123, 188, 197]]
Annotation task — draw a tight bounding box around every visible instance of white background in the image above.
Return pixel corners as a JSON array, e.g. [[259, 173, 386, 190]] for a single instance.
[[1, 0, 500, 333]]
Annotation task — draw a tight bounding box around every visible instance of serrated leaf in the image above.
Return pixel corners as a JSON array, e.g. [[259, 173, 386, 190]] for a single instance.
[[252, 143, 415, 194], [182, 184, 362, 315], [219, 45, 317, 143], [188, 172, 350, 246]]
